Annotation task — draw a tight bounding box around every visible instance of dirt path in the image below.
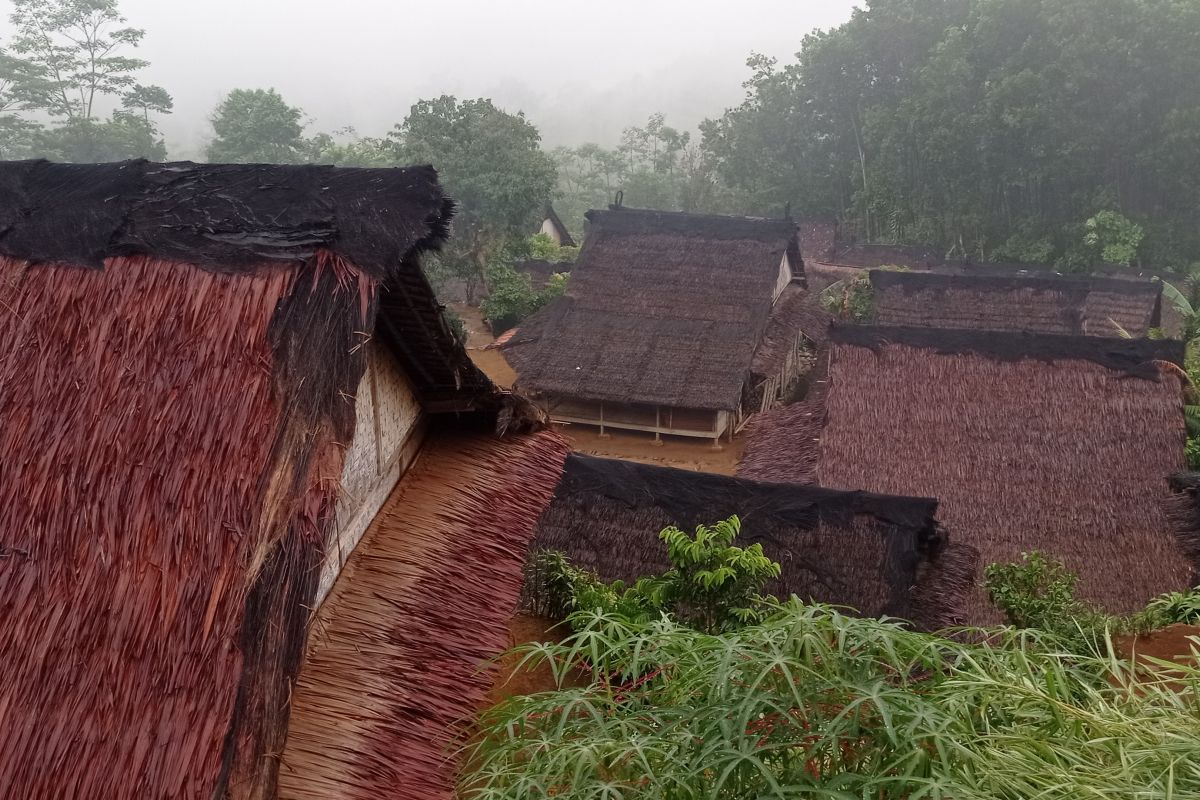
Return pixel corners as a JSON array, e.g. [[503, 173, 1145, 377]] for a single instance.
[[454, 303, 746, 475]]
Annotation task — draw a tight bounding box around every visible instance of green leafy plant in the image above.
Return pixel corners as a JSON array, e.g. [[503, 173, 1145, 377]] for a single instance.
[[819, 274, 875, 322], [463, 603, 1200, 799], [1141, 586, 1200, 627], [985, 552, 1110, 651], [1083, 210, 1144, 267], [526, 232, 579, 263], [530, 517, 781, 634]]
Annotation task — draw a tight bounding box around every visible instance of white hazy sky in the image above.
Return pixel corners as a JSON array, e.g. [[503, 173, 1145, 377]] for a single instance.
[[0, 0, 860, 158]]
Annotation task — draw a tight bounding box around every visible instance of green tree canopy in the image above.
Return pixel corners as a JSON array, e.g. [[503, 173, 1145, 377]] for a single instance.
[[701, 0, 1200, 268], [206, 88, 305, 164], [388, 96, 557, 293], [0, 0, 171, 161]]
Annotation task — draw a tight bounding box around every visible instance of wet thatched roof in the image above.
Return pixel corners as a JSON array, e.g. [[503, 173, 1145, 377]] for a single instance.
[[542, 205, 575, 247], [740, 325, 1195, 622], [870, 270, 1163, 337], [0, 159, 554, 799], [501, 206, 801, 410], [513, 258, 569, 290], [524, 453, 977, 629]]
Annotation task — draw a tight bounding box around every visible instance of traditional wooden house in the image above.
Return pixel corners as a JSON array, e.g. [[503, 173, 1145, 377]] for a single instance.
[[502, 206, 826, 444], [739, 325, 1196, 623], [0, 160, 570, 800], [538, 204, 575, 247], [522, 454, 975, 629], [869, 270, 1163, 337]]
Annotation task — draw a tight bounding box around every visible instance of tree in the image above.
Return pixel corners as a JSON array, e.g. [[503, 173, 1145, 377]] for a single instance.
[[0, 0, 170, 160], [206, 88, 305, 164], [388, 96, 556, 300], [301, 127, 390, 167], [1083, 211, 1144, 267], [701, 0, 1200, 268], [8, 0, 168, 122]]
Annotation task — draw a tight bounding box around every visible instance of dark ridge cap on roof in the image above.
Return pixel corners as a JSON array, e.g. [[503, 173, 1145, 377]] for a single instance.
[[1169, 472, 1200, 492], [870, 269, 1163, 296], [557, 452, 941, 535], [831, 324, 1185, 375], [0, 159, 451, 275], [584, 206, 797, 243]]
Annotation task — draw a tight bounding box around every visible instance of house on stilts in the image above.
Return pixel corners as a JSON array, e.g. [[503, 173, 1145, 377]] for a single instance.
[[0, 159, 570, 800], [502, 206, 828, 445]]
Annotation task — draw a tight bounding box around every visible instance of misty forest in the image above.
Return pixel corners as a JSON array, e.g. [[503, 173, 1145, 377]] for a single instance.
[[4, 0, 1200, 273], [4, 1, 1200, 799]]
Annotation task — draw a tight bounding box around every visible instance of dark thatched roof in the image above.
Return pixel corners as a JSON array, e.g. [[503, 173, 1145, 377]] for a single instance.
[[740, 325, 1194, 623], [0, 159, 557, 799], [0, 159, 494, 411], [524, 453, 977, 629], [798, 219, 838, 262], [513, 258, 569, 290], [751, 283, 832, 374], [870, 270, 1163, 337], [542, 205, 576, 247], [501, 206, 801, 410]]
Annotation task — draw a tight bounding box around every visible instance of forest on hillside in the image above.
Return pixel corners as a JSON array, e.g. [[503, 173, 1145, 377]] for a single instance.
[[2, 0, 1200, 271]]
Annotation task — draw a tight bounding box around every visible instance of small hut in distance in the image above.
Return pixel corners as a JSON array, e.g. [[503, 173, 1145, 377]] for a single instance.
[[538, 205, 576, 247], [503, 205, 824, 446]]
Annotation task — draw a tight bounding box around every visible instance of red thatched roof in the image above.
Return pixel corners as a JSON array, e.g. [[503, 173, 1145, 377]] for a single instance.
[[0, 160, 554, 799], [740, 325, 1195, 622], [524, 454, 975, 629], [501, 206, 801, 410], [870, 270, 1163, 337], [279, 429, 569, 800]]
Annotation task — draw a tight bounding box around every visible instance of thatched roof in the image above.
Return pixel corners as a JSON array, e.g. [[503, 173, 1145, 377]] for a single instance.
[[751, 283, 833, 374], [542, 205, 575, 247], [871, 270, 1163, 337], [0, 160, 557, 799], [524, 453, 977, 629], [501, 206, 801, 410], [280, 430, 570, 800], [740, 325, 1195, 622], [513, 257, 568, 290]]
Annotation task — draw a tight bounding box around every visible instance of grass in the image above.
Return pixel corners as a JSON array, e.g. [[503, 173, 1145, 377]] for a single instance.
[[462, 602, 1200, 799]]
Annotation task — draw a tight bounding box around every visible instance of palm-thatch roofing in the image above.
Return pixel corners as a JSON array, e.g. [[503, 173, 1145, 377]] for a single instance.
[[542, 205, 575, 247], [870, 270, 1163, 337], [523, 453, 977, 630], [502, 206, 803, 411], [513, 257, 568, 290], [0, 159, 563, 799], [740, 325, 1195, 623]]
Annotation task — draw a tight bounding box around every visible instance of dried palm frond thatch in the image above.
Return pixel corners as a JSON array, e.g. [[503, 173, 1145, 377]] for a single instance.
[[523, 454, 973, 629], [741, 325, 1195, 623], [278, 430, 570, 800]]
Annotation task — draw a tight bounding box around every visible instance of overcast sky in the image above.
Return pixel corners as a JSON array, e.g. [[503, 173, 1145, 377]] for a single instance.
[[1, 0, 860, 158]]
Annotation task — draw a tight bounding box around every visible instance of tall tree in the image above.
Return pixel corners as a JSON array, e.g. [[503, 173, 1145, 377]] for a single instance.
[[389, 96, 556, 299], [206, 88, 305, 164], [702, 0, 1200, 269], [8, 0, 168, 121], [1, 0, 171, 161]]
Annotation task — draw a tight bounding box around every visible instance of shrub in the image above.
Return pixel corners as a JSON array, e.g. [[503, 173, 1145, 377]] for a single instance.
[[527, 517, 780, 634], [1140, 586, 1200, 627], [819, 274, 874, 322], [984, 552, 1110, 651]]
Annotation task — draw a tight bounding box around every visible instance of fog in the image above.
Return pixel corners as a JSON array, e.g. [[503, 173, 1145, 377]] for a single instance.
[[0, 0, 858, 157]]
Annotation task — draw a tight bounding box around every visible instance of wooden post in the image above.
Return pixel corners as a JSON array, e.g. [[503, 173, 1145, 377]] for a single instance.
[[598, 401, 610, 439], [653, 405, 663, 446]]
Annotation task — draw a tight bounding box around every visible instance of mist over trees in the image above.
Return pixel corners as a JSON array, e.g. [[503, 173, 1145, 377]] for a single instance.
[[700, 0, 1200, 268], [2, 0, 1199, 268]]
